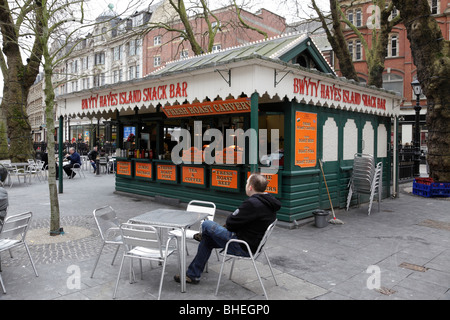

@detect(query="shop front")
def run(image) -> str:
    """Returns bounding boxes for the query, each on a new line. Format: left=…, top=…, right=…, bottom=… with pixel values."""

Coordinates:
left=57, top=33, right=401, bottom=226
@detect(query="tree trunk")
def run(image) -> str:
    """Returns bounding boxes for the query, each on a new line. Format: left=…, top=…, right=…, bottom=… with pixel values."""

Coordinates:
left=1, top=70, right=34, bottom=162
left=43, top=58, right=61, bottom=235
left=392, top=0, right=450, bottom=181
left=0, top=0, right=43, bottom=162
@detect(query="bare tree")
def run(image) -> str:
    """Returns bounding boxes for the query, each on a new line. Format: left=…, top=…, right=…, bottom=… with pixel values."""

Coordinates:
left=142, top=0, right=273, bottom=57
left=311, top=0, right=401, bottom=87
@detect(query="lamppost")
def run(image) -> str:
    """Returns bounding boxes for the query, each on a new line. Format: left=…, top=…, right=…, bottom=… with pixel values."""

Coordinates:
left=411, top=79, right=422, bottom=177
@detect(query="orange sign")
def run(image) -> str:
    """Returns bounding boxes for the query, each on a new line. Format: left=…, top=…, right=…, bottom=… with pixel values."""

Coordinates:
left=211, top=169, right=238, bottom=189
left=295, top=111, right=317, bottom=168
left=182, top=166, right=205, bottom=185
left=157, top=164, right=177, bottom=181
left=135, top=162, right=152, bottom=179
left=247, top=172, right=279, bottom=195
left=117, top=161, right=131, bottom=176
left=162, top=98, right=250, bottom=118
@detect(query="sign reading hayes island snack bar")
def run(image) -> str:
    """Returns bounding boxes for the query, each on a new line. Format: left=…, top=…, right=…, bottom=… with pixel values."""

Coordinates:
left=295, top=111, right=317, bottom=168
left=162, top=98, right=251, bottom=118
left=117, top=161, right=132, bottom=178
left=181, top=166, right=205, bottom=186
left=157, top=164, right=177, bottom=182
left=135, top=162, right=152, bottom=180
left=211, top=168, right=238, bottom=190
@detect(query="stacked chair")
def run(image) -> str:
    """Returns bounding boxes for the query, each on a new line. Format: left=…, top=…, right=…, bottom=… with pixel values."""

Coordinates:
left=346, top=153, right=383, bottom=215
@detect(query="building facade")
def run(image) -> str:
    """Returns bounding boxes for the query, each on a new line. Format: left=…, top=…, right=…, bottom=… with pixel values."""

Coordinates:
left=27, top=73, right=46, bottom=142
left=51, top=4, right=152, bottom=146
left=339, top=0, right=450, bottom=149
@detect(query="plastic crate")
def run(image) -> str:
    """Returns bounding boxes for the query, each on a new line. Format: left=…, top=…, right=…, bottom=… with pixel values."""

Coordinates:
left=430, top=182, right=450, bottom=197
left=414, top=178, right=434, bottom=185
left=413, top=182, right=433, bottom=197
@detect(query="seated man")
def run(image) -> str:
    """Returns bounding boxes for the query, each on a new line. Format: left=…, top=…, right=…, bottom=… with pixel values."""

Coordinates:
left=174, top=173, right=281, bottom=284
left=88, top=146, right=98, bottom=173
left=63, top=147, right=82, bottom=178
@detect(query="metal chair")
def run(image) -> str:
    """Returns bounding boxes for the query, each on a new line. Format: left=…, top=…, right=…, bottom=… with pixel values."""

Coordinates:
left=168, top=200, right=216, bottom=240
left=99, top=157, right=108, bottom=174
left=346, top=153, right=383, bottom=215
left=9, top=166, right=31, bottom=187
left=70, top=163, right=85, bottom=179
left=168, top=200, right=218, bottom=264
left=91, top=206, right=123, bottom=278
left=113, top=223, right=179, bottom=300
left=0, top=211, right=39, bottom=294
left=215, top=219, right=278, bottom=300
left=107, top=157, right=116, bottom=174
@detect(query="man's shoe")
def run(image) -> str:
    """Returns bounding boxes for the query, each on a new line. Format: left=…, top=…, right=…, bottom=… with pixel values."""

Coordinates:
left=174, top=274, right=199, bottom=284
left=71, top=172, right=76, bottom=178
left=193, top=233, right=202, bottom=242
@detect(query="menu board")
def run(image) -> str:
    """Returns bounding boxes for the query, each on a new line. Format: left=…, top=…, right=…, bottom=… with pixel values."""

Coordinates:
left=135, top=162, right=152, bottom=180
left=116, top=161, right=132, bottom=178
left=157, top=164, right=177, bottom=182
left=295, top=111, right=317, bottom=168
left=246, top=171, right=280, bottom=195
left=211, top=168, right=239, bottom=191
left=181, top=166, right=205, bottom=187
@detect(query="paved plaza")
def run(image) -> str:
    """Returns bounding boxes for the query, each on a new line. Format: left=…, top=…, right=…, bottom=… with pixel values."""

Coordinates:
left=0, top=168, right=449, bottom=301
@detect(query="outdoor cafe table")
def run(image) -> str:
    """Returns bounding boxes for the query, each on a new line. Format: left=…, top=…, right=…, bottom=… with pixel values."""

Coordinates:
left=128, top=208, right=209, bottom=293
left=10, top=162, right=30, bottom=168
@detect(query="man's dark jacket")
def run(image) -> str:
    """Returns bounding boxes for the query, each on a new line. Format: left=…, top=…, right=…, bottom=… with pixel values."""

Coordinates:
left=225, top=193, right=281, bottom=253
left=67, top=152, right=82, bottom=165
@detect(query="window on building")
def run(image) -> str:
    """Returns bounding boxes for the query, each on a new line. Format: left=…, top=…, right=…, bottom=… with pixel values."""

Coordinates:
left=348, top=41, right=353, bottom=59
left=129, top=39, right=141, bottom=56
left=154, top=35, right=162, bottom=46
left=71, top=80, right=78, bottom=92
left=101, top=27, right=107, bottom=41
left=430, top=0, right=438, bottom=14
left=382, top=73, right=403, bottom=96
left=81, top=56, right=89, bottom=70
left=211, top=21, right=221, bottom=30
left=386, top=34, right=399, bottom=57
left=132, top=14, right=143, bottom=27
left=136, top=65, right=140, bottom=78
left=347, top=9, right=353, bottom=25
left=153, top=56, right=161, bottom=67
left=113, top=70, right=119, bottom=83
left=94, top=52, right=105, bottom=65
left=113, top=45, right=123, bottom=61
left=129, top=66, right=135, bottom=80
left=93, top=73, right=105, bottom=87
left=355, top=8, right=362, bottom=27
left=355, top=40, right=362, bottom=60
left=348, top=39, right=363, bottom=61
left=82, top=77, right=90, bottom=90
left=180, top=50, right=189, bottom=59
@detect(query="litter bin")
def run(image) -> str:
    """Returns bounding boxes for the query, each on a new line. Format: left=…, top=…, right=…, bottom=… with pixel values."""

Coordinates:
left=312, top=209, right=330, bottom=228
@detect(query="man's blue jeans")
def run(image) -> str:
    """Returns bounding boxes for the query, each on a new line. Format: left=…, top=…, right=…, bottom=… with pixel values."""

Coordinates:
left=186, top=220, right=249, bottom=281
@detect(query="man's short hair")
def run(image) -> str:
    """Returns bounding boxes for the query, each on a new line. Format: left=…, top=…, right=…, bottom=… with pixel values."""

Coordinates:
left=69, top=147, right=75, bottom=152
left=248, top=173, right=268, bottom=193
